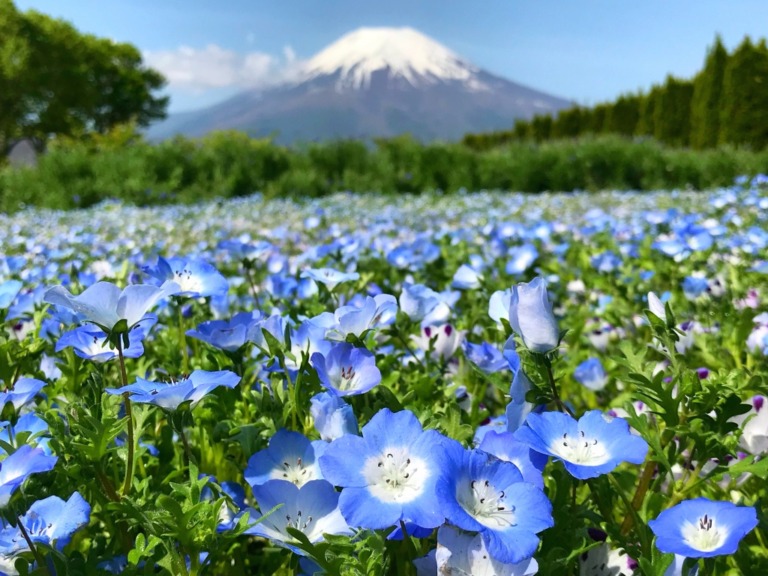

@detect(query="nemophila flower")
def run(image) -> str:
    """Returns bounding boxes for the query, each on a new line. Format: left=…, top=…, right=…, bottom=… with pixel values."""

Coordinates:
left=488, top=288, right=512, bottom=324
left=434, top=525, right=539, bottom=576
left=400, top=283, right=451, bottom=326
left=283, top=322, right=332, bottom=373
left=0, top=378, right=45, bottom=411
left=0, top=445, right=58, bottom=506
left=573, top=358, right=608, bottom=391
left=44, top=280, right=179, bottom=334
left=474, top=415, right=509, bottom=446
left=186, top=311, right=260, bottom=352
left=682, top=275, right=709, bottom=301
left=647, top=291, right=667, bottom=322
left=731, top=395, right=768, bottom=455
left=452, top=264, right=483, bottom=290
left=479, top=431, right=546, bottom=489
left=506, top=243, right=539, bottom=276
left=105, top=370, right=240, bottom=411
left=462, top=340, right=508, bottom=373
left=412, top=324, right=463, bottom=361
left=240, top=479, right=351, bottom=550
left=300, top=267, right=359, bottom=291
left=325, top=294, right=398, bottom=340
left=311, top=343, right=381, bottom=396
left=579, top=541, right=637, bottom=576
left=648, top=498, right=758, bottom=558
left=508, top=278, right=559, bottom=354
left=245, top=429, right=326, bottom=488
left=436, top=446, right=553, bottom=564
left=0, top=492, right=90, bottom=553
left=319, top=408, right=450, bottom=530
left=310, top=392, right=358, bottom=441
left=0, top=280, right=22, bottom=308
left=514, top=410, right=648, bottom=480
left=0, top=413, right=51, bottom=455
left=142, top=256, right=229, bottom=298
left=55, top=323, right=148, bottom=363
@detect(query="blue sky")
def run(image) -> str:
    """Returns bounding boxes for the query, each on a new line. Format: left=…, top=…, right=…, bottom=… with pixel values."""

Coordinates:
left=15, top=0, right=768, bottom=112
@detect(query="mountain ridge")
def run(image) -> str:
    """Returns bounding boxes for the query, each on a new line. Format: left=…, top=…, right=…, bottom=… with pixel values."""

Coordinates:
left=147, top=27, right=573, bottom=143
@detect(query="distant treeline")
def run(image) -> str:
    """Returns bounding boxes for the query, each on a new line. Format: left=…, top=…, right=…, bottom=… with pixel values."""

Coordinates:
left=464, top=36, right=768, bottom=151
left=3, top=130, right=768, bottom=212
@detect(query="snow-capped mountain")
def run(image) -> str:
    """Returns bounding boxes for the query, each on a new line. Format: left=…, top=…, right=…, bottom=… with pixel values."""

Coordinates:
left=148, top=27, right=573, bottom=143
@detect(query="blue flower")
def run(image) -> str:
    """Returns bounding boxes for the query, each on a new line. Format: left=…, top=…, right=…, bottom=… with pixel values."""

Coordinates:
left=0, top=445, right=58, bottom=506
left=399, top=283, right=452, bottom=326
left=573, top=358, right=608, bottom=391
left=648, top=498, right=758, bottom=558
left=0, top=492, right=90, bottom=553
left=105, top=370, right=240, bottom=411
left=245, top=429, right=326, bottom=488
left=310, top=392, right=358, bottom=442
left=436, top=447, right=553, bottom=564
left=186, top=311, right=260, bottom=352
left=0, top=413, right=52, bottom=455
left=478, top=431, right=547, bottom=490
left=462, top=341, right=508, bottom=373
left=44, top=280, right=179, bottom=334
left=239, top=479, right=351, bottom=550
left=0, top=378, right=45, bottom=411
left=0, top=280, right=22, bottom=309
left=142, top=256, right=229, bottom=298
left=506, top=244, right=538, bottom=275
left=514, top=410, right=648, bottom=480
left=452, top=264, right=483, bottom=290
left=319, top=408, right=451, bottom=530
left=434, top=525, right=539, bottom=576
left=300, top=267, right=359, bottom=291
left=325, top=295, right=398, bottom=340
left=508, top=278, right=560, bottom=354
left=55, top=323, right=149, bottom=362
left=311, top=343, right=381, bottom=396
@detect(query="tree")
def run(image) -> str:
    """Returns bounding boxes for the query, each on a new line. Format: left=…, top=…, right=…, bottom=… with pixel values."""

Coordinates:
left=690, top=35, right=728, bottom=149
left=604, top=93, right=641, bottom=136
left=0, top=1, right=167, bottom=158
left=719, top=37, right=768, bottom=148
left=653, top=76, right=694, bottom=146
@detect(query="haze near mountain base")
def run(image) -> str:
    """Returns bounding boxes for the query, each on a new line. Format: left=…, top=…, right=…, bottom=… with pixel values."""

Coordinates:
left=148, top=27, right=572, bottom=144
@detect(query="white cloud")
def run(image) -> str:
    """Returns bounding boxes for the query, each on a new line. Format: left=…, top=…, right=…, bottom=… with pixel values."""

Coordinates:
left=143, top=44, right=302, bottom=92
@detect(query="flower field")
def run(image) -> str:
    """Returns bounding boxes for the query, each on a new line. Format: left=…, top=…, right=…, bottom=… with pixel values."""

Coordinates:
left=1, top=181, right=767, bottom=575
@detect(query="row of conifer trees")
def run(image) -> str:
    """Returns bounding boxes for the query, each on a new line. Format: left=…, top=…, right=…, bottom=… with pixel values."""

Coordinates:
left=463, top=36, right=768, bottom=151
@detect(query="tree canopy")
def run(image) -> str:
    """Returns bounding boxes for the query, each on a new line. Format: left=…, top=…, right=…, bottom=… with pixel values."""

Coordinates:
left=0, top=0, right=167, bottom=158
left=463, top=35, right=768, bottom=152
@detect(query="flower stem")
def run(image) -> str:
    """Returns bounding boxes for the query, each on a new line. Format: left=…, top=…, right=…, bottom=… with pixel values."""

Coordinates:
left=543, top=355, right=573, bottom=416
left=17, top=515, right=52, bottom=576
left=117, top=342, right=135, bottom=497
left=178, top=303, right=189, bottom=374
left=243, top=263, right=262, bottom=312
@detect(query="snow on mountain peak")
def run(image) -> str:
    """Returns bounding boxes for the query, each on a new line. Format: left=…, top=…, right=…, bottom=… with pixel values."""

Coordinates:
left=301, top=26, right=479, bottom=89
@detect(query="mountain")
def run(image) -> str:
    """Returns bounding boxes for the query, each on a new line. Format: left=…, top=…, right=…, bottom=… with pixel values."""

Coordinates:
left=147, top=27, right=573, bottom=143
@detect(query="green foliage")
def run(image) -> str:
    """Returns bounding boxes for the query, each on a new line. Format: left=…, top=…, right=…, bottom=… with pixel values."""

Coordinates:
left=720, top=37, right=768, bottom=149
left=5, top=132, right=768, bottom=211
left=690, top=36, right=727, bottom=149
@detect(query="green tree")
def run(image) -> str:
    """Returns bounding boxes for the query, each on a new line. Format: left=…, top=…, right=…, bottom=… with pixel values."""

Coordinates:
left=604, top=93, right=641, bottom=136
left=719, top=37, right=768, bottom=148
left=653, top=76, right=694, bottom=146
left=551, top=107, right=584, bottom=138
left=0, top=1, right=167, bottom=158
left=690, top=35, right=728, bottom=149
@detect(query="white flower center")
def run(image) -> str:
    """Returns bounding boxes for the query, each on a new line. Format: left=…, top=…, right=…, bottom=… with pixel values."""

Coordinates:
left=85, top=335, right=112, bottom=356
left=681, top=514, right=726, bottom=552
left=457, top=478, right=517, bottom=529
left=336, top=366, right=358, bottom=391
left=549, top=430, right=611, bottom=466
left=174, top=268, right=203, bottom=294
left=362, top=448, right=427, bottom=503
left=273, top=456, right=314, bottom=486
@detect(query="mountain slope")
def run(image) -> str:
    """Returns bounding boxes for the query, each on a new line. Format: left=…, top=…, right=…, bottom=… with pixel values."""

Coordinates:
left=148, top=27, right=573, bottom=143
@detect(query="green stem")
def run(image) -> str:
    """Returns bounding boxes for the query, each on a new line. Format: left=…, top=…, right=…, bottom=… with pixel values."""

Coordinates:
left=177, top=414, right=193, bottom=481
left=243, top=263, right=263, bottom=312
left=17, top=514, right=52, bottom=576
left=543, top=356, right=573, bottom=416
left=178, top=303, right=189, bottom=374
left=117, top=343, right=135, bottom=496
